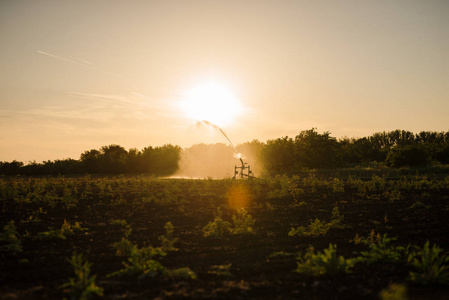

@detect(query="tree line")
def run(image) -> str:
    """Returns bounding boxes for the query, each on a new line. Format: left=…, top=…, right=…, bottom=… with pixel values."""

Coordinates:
left=1, top=129, right=448, bottom=176
left=0, top=144, right=181, bottom=176
left=258, top=129, right=449, bottom=175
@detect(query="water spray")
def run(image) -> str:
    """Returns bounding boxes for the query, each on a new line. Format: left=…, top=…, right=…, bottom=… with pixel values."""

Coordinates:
left=201, top=120, right=254, bottom=179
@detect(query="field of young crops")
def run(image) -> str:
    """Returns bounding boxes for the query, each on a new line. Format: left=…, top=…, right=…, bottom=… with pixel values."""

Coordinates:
left=1, top=174, right=449, bottom=299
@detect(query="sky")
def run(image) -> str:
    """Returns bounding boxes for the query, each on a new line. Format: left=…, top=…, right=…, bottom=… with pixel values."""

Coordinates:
left=1, top=0, right=448, bottom=162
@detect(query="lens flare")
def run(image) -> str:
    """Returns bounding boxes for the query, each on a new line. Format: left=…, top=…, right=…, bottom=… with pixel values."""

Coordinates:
left=227, top=183, right=253, bottom=209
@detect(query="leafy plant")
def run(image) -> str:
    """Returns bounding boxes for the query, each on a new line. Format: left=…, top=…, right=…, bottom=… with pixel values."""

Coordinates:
left=37, top=220, right=88, bottom=240
left=359, top=233, right=406, bottom=265
left=110, top=221, right=195, bottom=280
left=109, top=242, right=167, bottom=279
left=61, top=252, right=103, bottom=300
left=159, top=221, right=178, bottom=251
left=379, top=283, right=408, bottom=300
left=0, top=221, right=22, bottom=253
left=203, top=208, right=232, bottom=237
left=170, top=267, right=198, bottom=280
left=289, top=207, right=344, bottom=237
left=408, top=241, right=449, bottom=285
left=295, top=244, right=355, bottom=276
left=208, top=263, right=233, bottom=278
left=21, top=207, right=47, bottom=224
left=109, top=218, right=132, bottom=237
left=332, top=178, right=345, bottom=193
left=230, top=208, right=256, bottom=235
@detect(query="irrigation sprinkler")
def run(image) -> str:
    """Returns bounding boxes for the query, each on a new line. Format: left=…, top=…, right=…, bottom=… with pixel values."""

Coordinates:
left=233, top=157, right=255, bottom=180
left=201, top=120, right=256, bottom=179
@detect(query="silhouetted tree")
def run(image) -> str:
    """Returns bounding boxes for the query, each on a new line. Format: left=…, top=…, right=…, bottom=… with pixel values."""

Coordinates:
left=99, top=145, right=128, bottom=174
left=0, top=161, right=23, bottom=175
left=386, top=145, right=430, bottom=168
left=294, top=128, right=343, bottom=169
left=125, top=148, right=143, bottom=173
left=434, top=143, right=449, bottom=164
left=340, top=137, right=384, bottom=165
left=80, top=149, right=102, bottom=173
left=260, top=136, right=296, bottom=175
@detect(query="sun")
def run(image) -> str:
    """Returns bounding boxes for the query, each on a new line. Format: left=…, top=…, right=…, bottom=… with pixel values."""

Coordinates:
left=180, top=79, right=242, bottom=126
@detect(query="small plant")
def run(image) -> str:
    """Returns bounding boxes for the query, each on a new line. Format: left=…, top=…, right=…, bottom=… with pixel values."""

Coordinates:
left=359, top=233, right=406, bottom=265
left=269, top=251, right=294, bottom=258
left=332, top=178, right=345, bottom=193
left=203, top=208, right=232, bottom=237
left=61, top=252, right=103, bottom=300
left=351, top=230, right=381, bottom=245
left=37, top=220, right=88, bottom=240
left=407, top=241, right=449, bottom=285
left=109, top=243, right=167, bottom=279
left=230, top=208, right=256, bottom=235
left=21, top=207, right=46, bottom=224
left=0, top=221, right=22, bottom=253
left=170, top=267, right=198, bottom=280
left=109, top=219, right=132, bottom=237
left=110, top=221, right=195, bottom=280
left=208, top=263, right=233, bottom=278
left=289, top=207, right=344, bottom=237
left=379, top=283, right=408, bottom=300
left=295, top=244, right=355, bottom=276
left=159, top=221, right=178, bottom=251
left=388, top=189, right=403, bottom=202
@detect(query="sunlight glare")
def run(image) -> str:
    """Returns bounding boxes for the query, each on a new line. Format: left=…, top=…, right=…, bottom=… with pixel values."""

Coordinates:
left=181, top=79, right=242, bottom=126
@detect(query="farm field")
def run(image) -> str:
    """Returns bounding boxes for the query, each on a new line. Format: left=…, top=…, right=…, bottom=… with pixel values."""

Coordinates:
left=1, top=174, right=449, bottom=299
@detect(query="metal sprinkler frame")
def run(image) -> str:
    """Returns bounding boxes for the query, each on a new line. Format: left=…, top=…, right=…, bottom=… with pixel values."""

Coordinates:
left=234, top=157, right=254, bottom=179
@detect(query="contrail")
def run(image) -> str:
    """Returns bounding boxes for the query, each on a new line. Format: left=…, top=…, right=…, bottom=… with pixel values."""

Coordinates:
left=77, top=58, right=93, bottom=65
left=37, top=50, right=119, bottom=77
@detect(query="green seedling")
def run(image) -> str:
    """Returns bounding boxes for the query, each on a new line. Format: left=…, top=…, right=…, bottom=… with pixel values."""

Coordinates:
left=61, top=252, right=103, bottom=300
left=208, top=263, right=233, bottom=278
left=0, top=221, right=22, bottom=253
left=295, top=244, right=355, bottom=276
left=230, top=208, right=256, bottom=235
left=289, top=207, right=344, bottom=237
left=359, top=233, right=406, bottom=265
left=379, top=283, right=408, bottom=300
left=203, top=208, right=232, bottom=237
left=408, top=241, right=449, bottom=285
left=159, top=221, right=178, bottom=251
left=37, top=220, right=88, bottom=240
